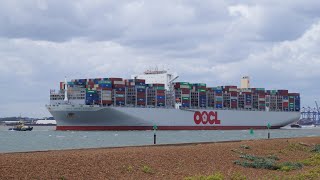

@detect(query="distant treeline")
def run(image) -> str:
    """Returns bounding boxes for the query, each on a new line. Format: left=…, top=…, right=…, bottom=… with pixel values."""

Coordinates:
left=0, top=117, right=54, bottom=121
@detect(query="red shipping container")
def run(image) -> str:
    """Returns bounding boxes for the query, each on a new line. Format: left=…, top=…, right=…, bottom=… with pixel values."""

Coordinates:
left=116, top=91, right=125, bottom=95
left=283, top=102, right=289, bottom=107
left=60, top=82, right=64, bottom=90
left=113, top=84, right=126, bottom=88
left=109, top=78, right=123, bottom=81
left=137, top=94, right=145, bottom=98
left=259, top=94, right=265, bottom=98
left=181, top=89, right=190, bottom=94
left=102, top=100, right=112, bottom=104
left=230, top=92, right=238, bottom=97
left=156, top=90, right=165, bottom=93
left=116, top=97, right=125, bottom=101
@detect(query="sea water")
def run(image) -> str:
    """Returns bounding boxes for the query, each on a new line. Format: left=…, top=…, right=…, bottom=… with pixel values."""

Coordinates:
left=0, top=126, right=319, bottom=153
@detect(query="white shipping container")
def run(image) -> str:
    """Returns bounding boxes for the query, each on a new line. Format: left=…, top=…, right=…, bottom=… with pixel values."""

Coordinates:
left=180, top=85, right=190, bottom=89
left=241, top=89, right=252, bottom=93
left=94, top=84, right=99, bottom=88
left=102, top=97, right=112, bottom=100
left=229, top=88, right=237, bottom=92
left=113, top=81, right=125, bottom=85
left=130, top=82, right=135, bottom=86
left=181, top=94, right=190, bottom=98
left=102, top=91, right=112, bottom=94
left=258, top=98, right=265, bottom=101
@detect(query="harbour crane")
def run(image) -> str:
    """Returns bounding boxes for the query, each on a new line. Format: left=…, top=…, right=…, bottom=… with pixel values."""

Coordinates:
left=315, top=101, right=320, bottom=125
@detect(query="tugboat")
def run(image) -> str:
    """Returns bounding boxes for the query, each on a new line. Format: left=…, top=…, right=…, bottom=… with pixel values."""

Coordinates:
left=8, top=121, right=33, bottom=131
left=290, top=123, right=302, bottom=128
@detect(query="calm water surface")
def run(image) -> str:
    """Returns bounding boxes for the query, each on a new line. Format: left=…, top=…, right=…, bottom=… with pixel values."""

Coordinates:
left=0, top=126, right=319, bottom=153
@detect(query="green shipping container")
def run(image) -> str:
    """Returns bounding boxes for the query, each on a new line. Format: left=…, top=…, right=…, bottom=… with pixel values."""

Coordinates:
left=180, top=82, right=189, bottom=85
left=156, top=87, right=165, bottom=90
left=99, top=80, right=111, bottom=84
left=86, top=90, right=97, bottom=93
left=182, top=97, right=190, bottom=100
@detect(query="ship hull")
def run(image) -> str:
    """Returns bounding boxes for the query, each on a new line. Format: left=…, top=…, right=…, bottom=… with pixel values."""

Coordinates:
left=47, top=105, right=300, bottom=131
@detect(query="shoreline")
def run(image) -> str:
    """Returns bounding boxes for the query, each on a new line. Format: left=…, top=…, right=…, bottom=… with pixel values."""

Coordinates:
left=1, top=136, right=319, bottom=179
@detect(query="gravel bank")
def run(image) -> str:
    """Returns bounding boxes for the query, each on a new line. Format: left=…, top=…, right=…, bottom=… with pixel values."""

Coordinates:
left=0, top=137, right=319, bottom=179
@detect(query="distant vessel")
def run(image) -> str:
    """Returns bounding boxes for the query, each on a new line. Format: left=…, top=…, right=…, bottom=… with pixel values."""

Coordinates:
left=47, top=70, right=300, bottom=131
left=8, top=121, right=33, bottom=131
left=25, top=119, right=56, bottom=126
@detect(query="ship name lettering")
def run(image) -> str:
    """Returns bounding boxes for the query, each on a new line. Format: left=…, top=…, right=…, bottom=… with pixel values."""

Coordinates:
left=194, top=111, right=221, bottom=125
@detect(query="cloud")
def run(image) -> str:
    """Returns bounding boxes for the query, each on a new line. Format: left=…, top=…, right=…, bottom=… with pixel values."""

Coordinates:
left=0, top=1, right=320, bottom=117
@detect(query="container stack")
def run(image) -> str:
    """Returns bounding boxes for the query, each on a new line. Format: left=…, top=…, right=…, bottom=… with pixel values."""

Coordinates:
left=110, top=78, right=125, bottom=106
left=206, top=87, right=215, bottom=108
left=193, top=83, right=207, bottom=108
left=224, top=86, right=237, bottom=109
left=256, top=88, right=266, bottom=110
left=135, top=79, right=146, bottom=106
left=85, top=90, right=98, bottom=105
left=174, top=82, right=191, bottom=108
left=288, top=93, right=300, bottom=111
left=278, top=90, right=288, bottom=111
left=52, top=76, right=301, bottom=112
left=154, top=84, right=166, bottom=107
left=98, top=79, right=112, bottom=105
left=214, top=87, right=223, bottom=108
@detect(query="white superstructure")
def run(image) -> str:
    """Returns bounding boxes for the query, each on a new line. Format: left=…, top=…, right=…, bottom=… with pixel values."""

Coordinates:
left=241, top=76, right=250, bottom=89
left=131, top=70, right=178, bottom=90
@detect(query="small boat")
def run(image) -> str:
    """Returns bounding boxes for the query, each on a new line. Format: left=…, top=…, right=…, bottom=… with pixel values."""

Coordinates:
left=290, top=123, right=302, bottom=128
left=8, top=121, right=33, bottom=131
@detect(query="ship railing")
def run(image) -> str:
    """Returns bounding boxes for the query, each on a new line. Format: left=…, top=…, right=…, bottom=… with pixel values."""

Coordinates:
left=46, top=104, right=298, bottom=112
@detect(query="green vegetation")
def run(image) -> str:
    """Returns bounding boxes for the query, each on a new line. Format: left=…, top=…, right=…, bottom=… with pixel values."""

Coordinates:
left=122, top=165, right=134, bottom=172
left=240, top=145, right=250, bottom=150
left=59, top=176, right=66, bottom=180
left=277, top=162, right=303, bottom=172
left=184, top=172, right=224, bottom=180
left=290, top=167, right=320, bottom=180
left=234, top=153, right=301, bottom=171
left=311, top=144, right=320, bottom=153
left=230, top=172, right=247, bottom=180
left=301, top=153, right=320, bottom=166
left=287, top=142, right=309, bottom=152
left=142, top=165, right=153, bottom=174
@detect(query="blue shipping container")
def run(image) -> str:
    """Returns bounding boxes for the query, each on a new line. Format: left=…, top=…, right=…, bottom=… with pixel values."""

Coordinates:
left=100, top=84, right=112, bottom=88
left=137, top=88, right=145, bottom=92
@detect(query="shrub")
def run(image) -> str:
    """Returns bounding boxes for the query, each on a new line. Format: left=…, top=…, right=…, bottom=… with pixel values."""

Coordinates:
left=240, top=145, right=250, bottom=149
left=311, top=144, right=320, bottom=153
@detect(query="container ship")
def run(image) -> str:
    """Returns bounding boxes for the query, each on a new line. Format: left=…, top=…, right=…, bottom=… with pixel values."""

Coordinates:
left=46, top=70, right=300, bottom=131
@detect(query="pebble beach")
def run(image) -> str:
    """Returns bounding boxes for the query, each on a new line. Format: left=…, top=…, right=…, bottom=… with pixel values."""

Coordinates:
left=0, top=137, right=320, bottom=180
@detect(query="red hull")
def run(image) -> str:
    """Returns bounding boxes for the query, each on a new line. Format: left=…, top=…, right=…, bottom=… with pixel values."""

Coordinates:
left=56, top=126, right=281, bottom=131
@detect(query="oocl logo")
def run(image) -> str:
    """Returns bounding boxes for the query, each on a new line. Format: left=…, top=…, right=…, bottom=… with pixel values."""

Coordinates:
left=194, top=111, right=221, bottom=125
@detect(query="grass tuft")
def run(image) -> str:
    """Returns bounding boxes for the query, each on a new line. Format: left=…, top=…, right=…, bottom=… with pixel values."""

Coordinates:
left=240, top=145, right=250, bottom=150
left=230, top=172, right=247, bottom=180
left=142, top=165, right=153, bottom=174
left=184, top=172, right=224, bottom=180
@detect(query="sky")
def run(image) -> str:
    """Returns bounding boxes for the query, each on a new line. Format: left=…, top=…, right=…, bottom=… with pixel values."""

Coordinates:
left=1, top=0, right=320, bottom=118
